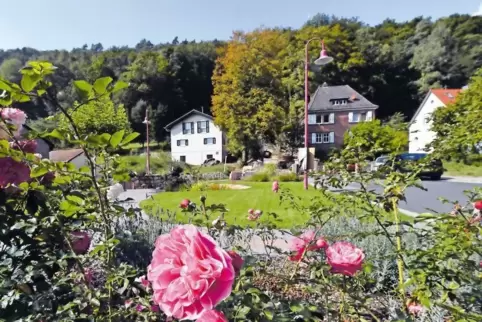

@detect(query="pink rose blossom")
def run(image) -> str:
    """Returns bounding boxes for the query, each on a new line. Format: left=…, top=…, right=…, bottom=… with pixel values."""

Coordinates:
left=227, top=250, right=244, bottom=274
left=197, top=309, right=228, bottom=322
left=70, top=231, right=91, bottom=254
left=326, top=241, right=365, bottom=276
left=407, top=302, right=424, bottom=315
left=272, top=180, right=279, bottom=193
left=474, top=200, right=482, bottom=211
left=147, top=225, right=235, bottom=320
left=125, top=299, right=133, bottom=308
left=9, top=139, right=37, bottom=153
left=0, top=157, right=30, bottom=188
left=247, top=209, right=262, bottom=221
left=136, top=304, right=146, bottom=312
left=248, top=208, right=254, bottom=215
left=180, top=199, right=190, bottom=209
left=135, top=275, right=150, bottom=291
left=1, top=108, right=27, bottom=126
left=288, top=230, right=328, bottom=262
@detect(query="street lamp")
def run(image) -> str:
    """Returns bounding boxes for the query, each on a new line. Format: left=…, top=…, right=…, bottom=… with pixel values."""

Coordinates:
left=304, top=39, right=333, bottom=190
left=143, top=107, right=151, bottom=175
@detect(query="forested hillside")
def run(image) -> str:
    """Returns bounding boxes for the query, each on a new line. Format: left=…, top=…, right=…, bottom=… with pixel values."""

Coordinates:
left=0, top=13, right=480, bottom=146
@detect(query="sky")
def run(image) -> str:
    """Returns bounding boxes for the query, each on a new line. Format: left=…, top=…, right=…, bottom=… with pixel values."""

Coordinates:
left=2, top=0, right=481, bottom=50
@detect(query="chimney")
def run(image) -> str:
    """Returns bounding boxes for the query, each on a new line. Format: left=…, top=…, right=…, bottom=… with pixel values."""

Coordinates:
left=350, top=93, right=357, bottom=101
left=201, top=106, right=204, bottom=113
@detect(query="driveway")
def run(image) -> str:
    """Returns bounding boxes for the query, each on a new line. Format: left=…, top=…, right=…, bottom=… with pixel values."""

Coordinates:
left=310, top=177, right=482, bottom=215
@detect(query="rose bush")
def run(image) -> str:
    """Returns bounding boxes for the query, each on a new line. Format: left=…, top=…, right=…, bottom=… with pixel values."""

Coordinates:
left=0, top=61, right=481, bottom=322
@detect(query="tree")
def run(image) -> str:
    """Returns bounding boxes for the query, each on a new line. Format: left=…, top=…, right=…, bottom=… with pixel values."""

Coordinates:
left=211, top=29, right=291, bottom=159
left=344, top=120, right=408, bottom=157
left=58, top=99, right=131, bottom=136
left=0, top=58, right=23, bottom=82
left=431, top=67, right=482, bottom=160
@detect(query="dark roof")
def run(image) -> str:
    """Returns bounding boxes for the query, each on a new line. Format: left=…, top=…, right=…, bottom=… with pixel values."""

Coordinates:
left=409, top=88, right=462, bottom=125
left=21, top=124, right=55, bottom=150
left=308, top=85, right=378, bottom=111
left=164, top=109, right=213, bottom=130
left=49, top=149, right=84, bottom=162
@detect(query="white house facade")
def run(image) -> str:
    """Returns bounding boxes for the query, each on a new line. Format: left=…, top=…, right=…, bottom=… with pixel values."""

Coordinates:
left=165, top=110, right=226, bottom=165
left=408, top=89, right=461, bottom=153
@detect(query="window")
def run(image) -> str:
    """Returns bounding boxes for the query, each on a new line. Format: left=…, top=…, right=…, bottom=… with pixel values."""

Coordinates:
left=182, top=122, right=194, bottom=134
left=204, top=137, right=216, bottom=145
left=349, top=111, right=372, bottom=123
left=332, top=99, right=348, bottom=106
left=180, top=156, right=186, bottom=162
left=206, top=154, right=213, bottom=159
left=177, top=139, right=189, bottom=146
left=312, top=132, right=334, bottom=144
left=197, top=121, right=210, bottom=133
left=312, top=113, right=334, bottom=124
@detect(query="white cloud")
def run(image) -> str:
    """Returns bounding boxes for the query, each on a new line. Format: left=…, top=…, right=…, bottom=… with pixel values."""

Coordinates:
left=473, top=3, right=482, bottom=16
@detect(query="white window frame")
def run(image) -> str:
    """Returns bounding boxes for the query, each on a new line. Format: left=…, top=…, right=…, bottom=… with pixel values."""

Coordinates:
left=197, top=121, right=210, bottom=133
left=177, top=139, right=189, bottom=147
left=312, top=132, right=335, bottom=144
left=182, top=122, right=194, bottom=134
left=349, top=111, right=373, bottom=123
left=204, top=137, right=216, bottom=145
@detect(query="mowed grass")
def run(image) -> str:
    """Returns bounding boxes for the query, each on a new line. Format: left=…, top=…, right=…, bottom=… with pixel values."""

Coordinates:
left=444, top=161, right=482, bottom=177
left=140, top=182, right=412, bottom=229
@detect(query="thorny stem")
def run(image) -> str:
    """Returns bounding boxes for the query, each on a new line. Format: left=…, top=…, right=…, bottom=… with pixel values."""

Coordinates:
left=42, top=93, right=114, bottom=320
left=392, top=198, right=405, bottom=301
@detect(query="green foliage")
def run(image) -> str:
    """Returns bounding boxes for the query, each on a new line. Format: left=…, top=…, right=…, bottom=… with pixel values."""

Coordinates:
left=245, top=172, right=271, bottom=182
left=431, top=67, right=482, bottom=160
left=117, top=153, right=171, bottom=175
left=344, top=119, right=408, bottom=157
left=58, top=98, right=131, bottom=136
left=274, top=172, right=301, bottom=182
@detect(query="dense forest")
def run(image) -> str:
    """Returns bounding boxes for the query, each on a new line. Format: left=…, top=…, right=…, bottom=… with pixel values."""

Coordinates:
left=0, top=13, right=480, bottom=150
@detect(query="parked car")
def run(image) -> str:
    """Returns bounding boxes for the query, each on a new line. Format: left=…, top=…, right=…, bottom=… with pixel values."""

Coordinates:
left=371, top=155, right=389, bottom=172
left=387, top=153, right=444, bottom=180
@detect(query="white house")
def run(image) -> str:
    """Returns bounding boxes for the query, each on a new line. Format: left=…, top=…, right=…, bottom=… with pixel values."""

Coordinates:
left=408, top=88, right=461, bottom=153
left=164, top=109, right=227, bottom=165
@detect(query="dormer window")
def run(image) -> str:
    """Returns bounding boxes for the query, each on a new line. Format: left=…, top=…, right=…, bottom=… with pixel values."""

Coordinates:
left=332, top=99, right=348, bottom=106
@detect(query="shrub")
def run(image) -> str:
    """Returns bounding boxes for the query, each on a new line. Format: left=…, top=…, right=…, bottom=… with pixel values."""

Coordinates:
left=245, top=171, right=270, bottom=182
left=274, top=172, right=301, bottom=182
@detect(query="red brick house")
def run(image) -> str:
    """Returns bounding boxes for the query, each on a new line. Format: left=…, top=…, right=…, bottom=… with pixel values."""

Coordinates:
left=308, top=84, right=378, bottom=153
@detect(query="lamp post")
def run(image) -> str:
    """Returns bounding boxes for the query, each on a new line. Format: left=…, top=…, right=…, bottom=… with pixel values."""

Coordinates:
left=143, top=107, right=151, bottom=175
left=304, top=39, right=334, bottom=190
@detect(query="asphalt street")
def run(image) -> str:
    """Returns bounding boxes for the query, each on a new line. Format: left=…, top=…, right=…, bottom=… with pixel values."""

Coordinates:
left=311, top=178, right=482, bottom=214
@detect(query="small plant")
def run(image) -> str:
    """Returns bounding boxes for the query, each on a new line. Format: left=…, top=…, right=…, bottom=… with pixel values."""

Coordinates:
left=245, top=171, right=270, bottom=182
left=274, top=172, right=301, bottom=182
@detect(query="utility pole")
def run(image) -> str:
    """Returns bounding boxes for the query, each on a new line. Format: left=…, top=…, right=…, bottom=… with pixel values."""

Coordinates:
left=143, top=107, right=151, bottom=175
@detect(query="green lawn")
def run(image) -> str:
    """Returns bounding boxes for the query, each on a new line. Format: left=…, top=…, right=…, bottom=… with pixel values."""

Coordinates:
left=444, top=161, right=482, bottom=177
left=140, top=182, right=412, bottom=229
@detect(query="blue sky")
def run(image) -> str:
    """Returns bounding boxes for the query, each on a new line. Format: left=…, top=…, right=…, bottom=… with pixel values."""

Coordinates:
left=2, top=0, right=481, bottom=50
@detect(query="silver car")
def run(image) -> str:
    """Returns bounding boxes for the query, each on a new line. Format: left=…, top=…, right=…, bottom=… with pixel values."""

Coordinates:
left=371, top=156, right=389, bottom=172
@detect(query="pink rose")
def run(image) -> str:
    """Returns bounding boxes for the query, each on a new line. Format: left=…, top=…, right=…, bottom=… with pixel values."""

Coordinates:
left=197, top=309, right=228, bottom=322
left=9, top=139, right=37, bottom=153
left=227, top=250, right=244, bottom=274
left=147, top=225, right=235, bottom=320
left=0, top=157, right=30, bottom=188
left=1, top=107, right=27, bottom=126
left=136, top=304, right=146, bottom=312
left=272, top=180, right=279, bottom=193
left=254, top=210, right=262, bottom=217
left=326, top=241, right=365, bottom=276
left=248, top=208, right=254, bottom=215
left=180, top=199, right=190, bottom=209
left=70, top=231, right=91, bottom=254
left=407, top=302, right=424, bottom=315
left=288, top=231, right=328, bottom=262
left=125, top=299, right=133, bottom=308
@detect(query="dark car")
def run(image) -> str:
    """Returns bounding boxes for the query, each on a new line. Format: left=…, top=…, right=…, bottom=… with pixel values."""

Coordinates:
left=387, top=153, right=444, bottom=180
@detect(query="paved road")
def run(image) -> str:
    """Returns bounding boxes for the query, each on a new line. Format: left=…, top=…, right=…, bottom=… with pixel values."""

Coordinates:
left=310, top=178, right=482, bottom=215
